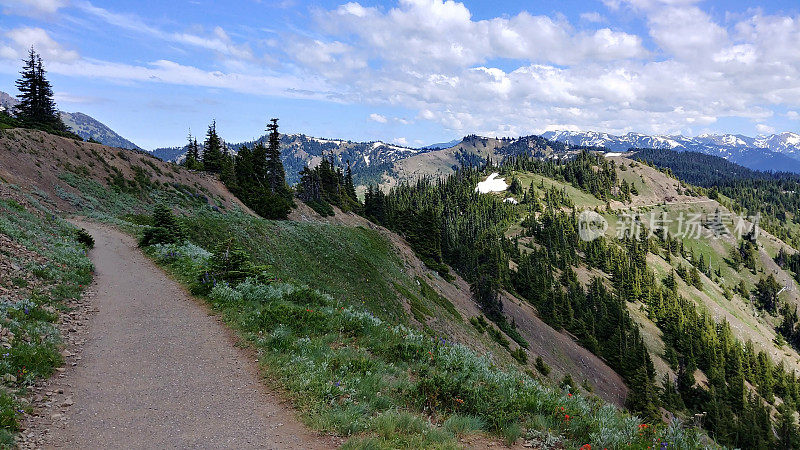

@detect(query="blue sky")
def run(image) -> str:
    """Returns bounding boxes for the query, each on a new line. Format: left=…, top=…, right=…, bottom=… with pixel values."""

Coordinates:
left=1, top=0, right=799, bottom=149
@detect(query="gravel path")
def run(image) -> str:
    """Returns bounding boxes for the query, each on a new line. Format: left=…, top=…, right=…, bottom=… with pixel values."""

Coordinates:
left=25, top=221, right=334, bottom=449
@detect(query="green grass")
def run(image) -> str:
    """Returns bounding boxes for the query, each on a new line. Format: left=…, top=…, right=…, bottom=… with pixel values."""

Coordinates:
left=0, top=195, right=93, bottom=440
left=36, top=169, right=712, bottom=448
left=145, top=236, right=710, bottom=449
left=513, top=172, right=605, bottom=209
left=178, top=209, right=426, bottom=323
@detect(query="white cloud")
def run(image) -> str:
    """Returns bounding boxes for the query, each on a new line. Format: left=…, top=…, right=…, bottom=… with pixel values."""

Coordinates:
left=315, top=0, right=645, bottom=70
left=3, top=0, right=799, bottom=138
left=369, top=113, right=388, bottom=123
left=580, top=12, right=605, bottom=23
left=1, top=27, right=79, bottom=62
left=75, top=1, right=253, bottom=60
left=276, top=0, right=800, bottom=136
left=756, top=123, right=775, bottom=134
left=392, top=137, right=408, bottom=146
left=0, top=0, right=66, bottom=16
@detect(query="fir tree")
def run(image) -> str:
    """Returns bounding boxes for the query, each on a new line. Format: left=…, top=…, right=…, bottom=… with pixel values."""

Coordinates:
left=202, top=120, right=224, bottom=173
left=184, top=132, right=203, bottom=170
left=265, top=118, right=287, bottom=193
left=14, top=48, right=65, bottom=131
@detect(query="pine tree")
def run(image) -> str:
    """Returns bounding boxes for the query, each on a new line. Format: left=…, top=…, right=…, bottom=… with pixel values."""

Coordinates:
left=202, top=120, right=224, bottom=173
left=184, top=132, right=203, bottom=170
left=777, top=402, right=799, bottom=450
left=14, top=48, right=65, bottom=130
left=345, top=160, right=358, bottom=201
left=265, top=118, right=287, bottom=194
left=14, top=48, right=37, bottom=123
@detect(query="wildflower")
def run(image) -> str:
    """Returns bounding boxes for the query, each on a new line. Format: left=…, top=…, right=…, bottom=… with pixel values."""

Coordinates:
left=580, top=445, right=591, bottom=450
left=568, top=393, right=572, bottom=397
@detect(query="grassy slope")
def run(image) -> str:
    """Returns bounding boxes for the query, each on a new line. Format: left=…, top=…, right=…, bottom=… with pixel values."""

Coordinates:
left=0, top=184, right=93, bottom=445
left=0, top=131, right=713, bottom=448
left=504, top=158, right=800, bottom=391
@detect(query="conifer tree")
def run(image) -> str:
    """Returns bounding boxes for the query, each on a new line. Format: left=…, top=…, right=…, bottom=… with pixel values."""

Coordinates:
left=265, top=118, right=287, bottom=193
left=345, top=160, right=358, bottom=201
left=184, top=132, right=203, bottom=170
left=202, top=120, right=224, bottom=173
left=14, top=48, right=65, bottom=130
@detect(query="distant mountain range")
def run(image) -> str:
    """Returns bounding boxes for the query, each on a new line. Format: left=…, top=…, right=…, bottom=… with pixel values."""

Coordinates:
left=153, top=133, right=423, bottom=185
left=0, top=90, right=140, bottom=150
left=152, top=129, right=800, bottom=188
left=542, top=130, right=800, bottom=173
left=419, top=139, right=461, bottom=150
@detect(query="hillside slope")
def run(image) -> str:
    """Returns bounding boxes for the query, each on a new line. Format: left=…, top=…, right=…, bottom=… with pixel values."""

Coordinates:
left=0, top=128, right=243, bottom=214
left=506, top=155, right=800, bottom=391
left=289, top=201, right=629, bottom=405
left=1, top=131, right=714, bottom=447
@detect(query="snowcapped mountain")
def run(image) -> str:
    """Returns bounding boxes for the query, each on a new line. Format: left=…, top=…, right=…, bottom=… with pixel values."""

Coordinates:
left=542, top=130, right=800, bottom=173
left=754, top=132, right=800, bottom=156
left=0, top=91, right=19, bottom=112
left=151, top=133, right=421, bottom=185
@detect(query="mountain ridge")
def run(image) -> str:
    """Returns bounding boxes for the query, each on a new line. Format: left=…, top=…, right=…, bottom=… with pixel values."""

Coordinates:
left=0, top=90, right=140, bottom=150
left=543, top=130, right=800, bottom=172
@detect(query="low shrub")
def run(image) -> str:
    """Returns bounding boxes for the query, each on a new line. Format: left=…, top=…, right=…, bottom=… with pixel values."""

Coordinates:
left=535, top=356, right=551, bottom=376
left=138, top=204, right=184, bottom=247
left=75, top=228, right=95, bottom=248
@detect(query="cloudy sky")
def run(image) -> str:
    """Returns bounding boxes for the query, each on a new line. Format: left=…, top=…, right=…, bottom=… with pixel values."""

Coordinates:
left=1, top=0, right=799, bottom=149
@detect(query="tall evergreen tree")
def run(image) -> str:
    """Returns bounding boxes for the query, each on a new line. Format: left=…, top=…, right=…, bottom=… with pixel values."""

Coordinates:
left=265, top=118, right=287, bottom=193
left=226, top=118, right=293, bottom=220
left=184, top=132, right=203, bottom=170
left=202, top=120, right=224, bottom=173
left=14, top=48, right=65, bottom=130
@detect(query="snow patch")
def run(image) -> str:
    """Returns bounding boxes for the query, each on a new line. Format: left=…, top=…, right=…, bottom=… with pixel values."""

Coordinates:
left=475, top=173, right=508, bottom=194
left=604, top=152, right=623, bottom=157
left=503, top=197, right=518, bottom=204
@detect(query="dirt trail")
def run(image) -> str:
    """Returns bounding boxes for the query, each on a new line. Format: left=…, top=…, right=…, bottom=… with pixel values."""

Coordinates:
left=26, top=221, right=333, bottom=449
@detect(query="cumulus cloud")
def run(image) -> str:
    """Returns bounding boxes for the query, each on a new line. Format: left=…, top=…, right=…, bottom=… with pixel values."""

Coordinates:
left=4, top=0, right=799, bottom=138
left=756, top=123, right=775, bottom=134
left=369, top=113, right=388, bottom=123
left=314, top=0, right=645, bottom=69
left=0, top=0, right=66, bottom=16
left=1, top=27, right=79, bottom=62
left=277, top=0, right=800, bottom=136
